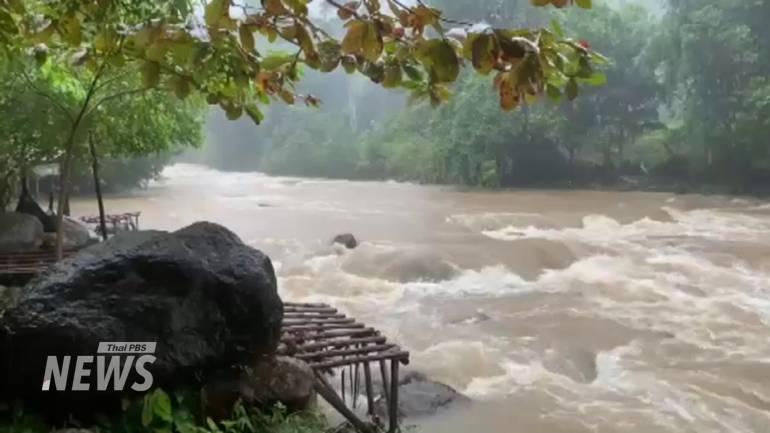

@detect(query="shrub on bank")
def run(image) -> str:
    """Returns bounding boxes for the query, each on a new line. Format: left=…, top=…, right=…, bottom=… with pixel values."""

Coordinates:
left=0, top=389, right=326, bottom=433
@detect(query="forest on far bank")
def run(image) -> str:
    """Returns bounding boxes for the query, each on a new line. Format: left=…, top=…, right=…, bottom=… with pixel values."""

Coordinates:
left=192, top=0, right=770, bottom=194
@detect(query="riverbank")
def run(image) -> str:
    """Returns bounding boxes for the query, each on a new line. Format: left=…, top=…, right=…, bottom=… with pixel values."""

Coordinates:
left=0, top=389, right=327, bottom=433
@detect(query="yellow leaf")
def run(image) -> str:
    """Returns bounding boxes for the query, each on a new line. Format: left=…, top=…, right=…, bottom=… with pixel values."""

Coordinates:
left=263, top=0, right=287, bottom=15
left=294, top=23, right=315, bottom=57
left=146, top=41, right=168, bottom=62
left=204, top=0, right=228, bottom=28
left=362, top=21, right=383, bottom=62
left=382, top=64, right=402, bottom=88
left=279, top=89, right=295, bottom=104
left=341, top=20, right=365, bottom=55
left=94, top=29, right=116, bottom=53
left=62, top=17, right=82, bottom=46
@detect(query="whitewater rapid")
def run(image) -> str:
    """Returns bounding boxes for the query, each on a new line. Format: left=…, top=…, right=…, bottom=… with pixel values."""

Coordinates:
left=72, top=164, right=770, bottom=433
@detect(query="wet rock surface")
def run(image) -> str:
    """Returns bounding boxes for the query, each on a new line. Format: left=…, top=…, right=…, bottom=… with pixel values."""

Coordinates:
left=0, top=212, right=44, bottom=253
left=375, top=371, right=470, bottom=419
left=203, top=356, right=316, bottom=419
left=333, top=233, right=358, bottom=249
left=0, top=222, right=283, bottom=413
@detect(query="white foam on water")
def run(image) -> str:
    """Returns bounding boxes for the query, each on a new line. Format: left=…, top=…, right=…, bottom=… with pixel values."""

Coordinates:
left=405, top=265, right=533, bottom=298
left=463, top=360, right=552, bottom=399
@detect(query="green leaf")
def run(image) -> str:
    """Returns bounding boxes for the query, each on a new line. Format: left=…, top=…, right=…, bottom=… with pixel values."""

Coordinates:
left=362, top=22, right=383, bottom=62
left=566, top=77, right=579, bottom=100
left=318, top=40, right=342, bottom=72
left=222, top=102, right=243, bottom=120
left=261, top=53, right=294, bottom=70
left=383, top=64, right=402, bottom=88
left=469, top=33, right=498, bottom=75
left=546, top=83, right=562, bottom=101
left=581, top=71, right=606, bottom=86
left=245, top=104, right=263, bottom=124
left=341, top=55, right=356, bottom=73
left=204, top=0, right=228, bottom=28
left=574, top=0, right=592, bottom=9
left=151, top=389, right=173, bottom=423
left=94, top=29, right=117, bottom=53
left=171, top=41, right=195, bottom=65
left=239, top=26, right=255, bottom=53
left=141, top=61, right=160, bottom=88
left=62, top=17, right=82, bottom=46
left=424, top=39, right=459, bottom=83
left=285, top=0, right=309, bottom=15
left=341, top=20, right=365, bottom=55
left=172, top=76, right=191, bottom=99
left=146, top=41, right=168, bottom=62
left=550, top=19, right=564, bottom=38
left=206, top=417, right=221, bottom=433
left=141, top=394, right=154, bottom=427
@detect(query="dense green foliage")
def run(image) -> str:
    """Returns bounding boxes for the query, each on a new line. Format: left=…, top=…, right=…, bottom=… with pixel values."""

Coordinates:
left=0, top=0, right=601, bottom=255
left=201, top=0, right=769, bottom=193
left=0, top=389, right=326, bottom=433
left=0, top=58, right=205, bottom=207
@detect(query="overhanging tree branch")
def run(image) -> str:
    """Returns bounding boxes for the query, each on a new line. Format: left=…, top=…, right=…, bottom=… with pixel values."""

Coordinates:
left=19, top=69, right=75, bottom=123
left=86, top=88, right=147, bottom=117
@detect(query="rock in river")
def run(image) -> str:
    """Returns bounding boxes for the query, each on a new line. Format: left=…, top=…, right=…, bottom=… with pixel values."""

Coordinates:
left=0, top=222, right=283, bottom=414
left=0, top=212, right=44, bottom=253
left=375, top=371, right=470, bottom=419
left=332, top=233, right=358, bottom=249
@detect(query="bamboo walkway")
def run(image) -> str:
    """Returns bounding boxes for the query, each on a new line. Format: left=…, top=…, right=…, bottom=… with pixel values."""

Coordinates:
left=280, top=302, right=409, bottom=433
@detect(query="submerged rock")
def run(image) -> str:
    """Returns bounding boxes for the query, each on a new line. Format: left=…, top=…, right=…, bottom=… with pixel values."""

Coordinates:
left=375, top=371, right=470, bottom=419
left=543, top=347, right=598, bottom=384
left=0, top=222, right=283, bottom=413
left=203, top=356, right=316, bottom=419
left=0, top=212, right=44, bottom=253
left=333, top=233, right=358, bottom=249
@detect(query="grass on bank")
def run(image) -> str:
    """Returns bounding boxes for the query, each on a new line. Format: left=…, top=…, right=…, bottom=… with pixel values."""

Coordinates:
left=0, top=389, right=326, bottom=433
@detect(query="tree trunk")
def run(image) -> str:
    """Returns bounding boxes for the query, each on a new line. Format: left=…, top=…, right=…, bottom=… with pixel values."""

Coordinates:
left=54, top=64, right=105, bottom=259
left=55, top=131, right=77, bottom=258
left=88, top=131, right=108, bottom=241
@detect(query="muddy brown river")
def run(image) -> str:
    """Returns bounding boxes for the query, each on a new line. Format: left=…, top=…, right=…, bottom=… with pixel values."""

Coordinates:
left=72, top=164, right=770, bottom=433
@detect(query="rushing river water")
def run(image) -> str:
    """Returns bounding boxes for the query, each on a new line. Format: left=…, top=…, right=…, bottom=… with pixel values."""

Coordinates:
left=72, top=163, right=770, bottom=433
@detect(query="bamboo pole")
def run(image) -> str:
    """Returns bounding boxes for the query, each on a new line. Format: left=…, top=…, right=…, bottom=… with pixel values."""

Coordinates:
left=313, top=371, right=372, bottom=433
left=388, top=360, right=400, bottom=433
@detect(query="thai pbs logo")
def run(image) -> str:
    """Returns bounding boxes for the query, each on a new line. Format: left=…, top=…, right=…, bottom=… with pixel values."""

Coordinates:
left=42, top=342, right=157, bottom=391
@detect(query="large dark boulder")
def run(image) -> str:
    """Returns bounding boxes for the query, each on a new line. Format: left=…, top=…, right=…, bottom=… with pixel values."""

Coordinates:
left=332, top=233, right=358, bottom=249
left=0, top=212, right=44, bottom=252
left=0, top=222, right=283, bottom=414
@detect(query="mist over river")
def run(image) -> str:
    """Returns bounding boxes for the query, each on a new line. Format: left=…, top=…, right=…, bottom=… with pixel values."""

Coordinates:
left=72, top=164, right=770, bottom=433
